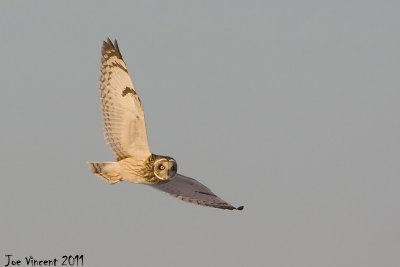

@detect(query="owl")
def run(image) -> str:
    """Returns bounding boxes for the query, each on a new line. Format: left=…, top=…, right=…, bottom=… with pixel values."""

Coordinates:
left=88, top=38, right=243, bottom=210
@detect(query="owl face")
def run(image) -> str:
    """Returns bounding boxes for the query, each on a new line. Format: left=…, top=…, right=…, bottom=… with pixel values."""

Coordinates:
left=153, top=157, right=177, bottom=180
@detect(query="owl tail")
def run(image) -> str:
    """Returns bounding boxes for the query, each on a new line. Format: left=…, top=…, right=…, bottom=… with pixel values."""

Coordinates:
left=88, top=161, right=122, bottom=184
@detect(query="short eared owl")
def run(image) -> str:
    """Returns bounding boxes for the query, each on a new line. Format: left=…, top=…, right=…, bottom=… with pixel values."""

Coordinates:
left=88, top=38, right=243, bottom=210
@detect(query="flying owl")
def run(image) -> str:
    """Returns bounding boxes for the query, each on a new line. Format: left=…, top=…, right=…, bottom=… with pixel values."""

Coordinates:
left=88, top=38, right=243, bottom=211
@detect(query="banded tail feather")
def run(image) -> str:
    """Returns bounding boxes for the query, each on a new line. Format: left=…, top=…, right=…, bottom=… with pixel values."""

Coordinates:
left=88, top=161, right=121, bottom=184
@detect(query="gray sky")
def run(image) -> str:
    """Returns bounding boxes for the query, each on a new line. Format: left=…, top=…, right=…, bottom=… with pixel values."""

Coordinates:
left=1, top=1, right=399, bottom=266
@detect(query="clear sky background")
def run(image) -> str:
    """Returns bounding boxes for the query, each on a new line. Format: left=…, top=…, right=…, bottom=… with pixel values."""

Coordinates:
left=1, top=1, right=399, bottom=266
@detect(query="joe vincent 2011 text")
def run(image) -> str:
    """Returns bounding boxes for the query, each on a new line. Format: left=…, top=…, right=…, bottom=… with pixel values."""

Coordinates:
left=4, top=255, right=84, bottom=266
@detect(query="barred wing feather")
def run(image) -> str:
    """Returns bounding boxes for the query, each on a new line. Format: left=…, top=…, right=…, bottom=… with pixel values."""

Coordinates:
left=99, top=38, right=150, bottom=160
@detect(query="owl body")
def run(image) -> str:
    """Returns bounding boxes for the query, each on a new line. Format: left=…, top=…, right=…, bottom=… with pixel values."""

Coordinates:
left=90, top=154, right=177, bottom=185
left=88, top=38, right=243, bottom=210
left=118, top=156, right=152, bottom=184
left=120, top=154, right=177, bottom=184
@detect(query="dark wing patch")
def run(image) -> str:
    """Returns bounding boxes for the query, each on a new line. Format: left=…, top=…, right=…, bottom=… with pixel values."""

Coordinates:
left=122, top=87, right=136, bottom=97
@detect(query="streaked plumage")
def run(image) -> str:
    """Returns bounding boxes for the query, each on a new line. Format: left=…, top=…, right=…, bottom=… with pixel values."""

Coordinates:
left=88, top=38, right=243, bottom=210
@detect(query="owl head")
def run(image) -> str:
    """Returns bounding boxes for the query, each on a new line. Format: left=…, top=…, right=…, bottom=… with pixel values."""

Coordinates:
left=153, top=156, right=177, bottom=180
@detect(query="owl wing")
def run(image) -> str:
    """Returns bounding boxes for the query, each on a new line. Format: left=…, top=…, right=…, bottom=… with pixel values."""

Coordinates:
left=99, top=38, right=150, bottom=160
left=150, top=174, right=244, bottom=210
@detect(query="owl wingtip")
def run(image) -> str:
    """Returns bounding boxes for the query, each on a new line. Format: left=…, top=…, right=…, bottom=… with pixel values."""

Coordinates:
left=236, top=206, right=244, bottom=211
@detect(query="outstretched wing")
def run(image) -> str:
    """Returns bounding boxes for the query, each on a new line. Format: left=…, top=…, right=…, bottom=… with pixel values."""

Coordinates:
left=99, top=38, right=150, bottom=160
left=150, top=174, right=244, bottom=210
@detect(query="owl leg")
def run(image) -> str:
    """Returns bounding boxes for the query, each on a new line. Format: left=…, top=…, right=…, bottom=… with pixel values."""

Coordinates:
left=88, top=161, right=122, bottom=184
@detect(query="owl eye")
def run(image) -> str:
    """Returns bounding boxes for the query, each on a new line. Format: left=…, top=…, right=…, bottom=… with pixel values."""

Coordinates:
left=159, top=165, right=165, bottom=170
